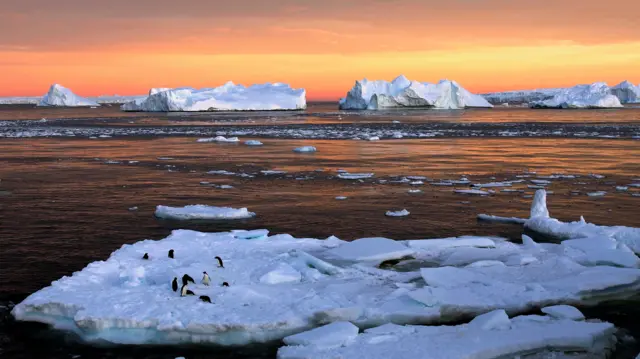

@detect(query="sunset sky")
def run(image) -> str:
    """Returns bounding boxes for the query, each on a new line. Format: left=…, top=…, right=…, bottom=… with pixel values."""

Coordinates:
left=1, top=0, right=639, bottom=100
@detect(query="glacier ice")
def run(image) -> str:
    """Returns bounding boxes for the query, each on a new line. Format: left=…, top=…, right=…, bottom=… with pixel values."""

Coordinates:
left=338, top=75, right=493, bottom=110
left=121, top=82, right=306, bottom=112
left=530, top=82, right=623, bottom=109
left=38, top=84, right=99, bottom=107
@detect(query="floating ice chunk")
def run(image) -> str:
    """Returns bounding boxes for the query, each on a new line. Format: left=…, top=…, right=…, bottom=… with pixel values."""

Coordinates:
left=454, top=189, right=490, bottom=195
left=208, top=170, right=236, bottom=175
left=197, top=136, right=239, bottom=143
left=122, top=82, right=307, bottom=112
left=590, top=174, right=606, bottom=179
left=409, top=181, right=423, bottom=185
left=293, top=146, right=317, bottom=153
left=339, top=76, right=492, bottom=110
left=430, top=182, right=453, bottom=186
left=326, top=237, right=414, bottom=263
left=406, top=176, right=427, bottom=180
left=260, top=263, right=302, bottom=285
left=128, top=206, right=138, bottom=211
left=562, top=238, right=640, bottom=268
left=385, top=209, right=410, bottom=217
left=282, top=321, right=359, bottom=348
left=408, top=189, right=422, bottom=193
left=467, top=309, right=511, bottom=331
left=155, top=205, right=255, bottom=220
left=616, top=186, right=629, bottom=191
left=541, top=305, right=585, bottom=321
left=38, top=84, right=99, bottom=107
left=587, top=191, right=607, bottom=197
left=278, top=314, right=615, bottom=359
left=477, top=214, right=527, bottom=224
left=472, top=182, right=513, bottom=188
left=530, top=179, right=551, bottom=185
left=530, top=189, right=550, bottom=218
left=261, top=170, right=287, bottom=175
left=337, top=173, right=374, bottom=180
left=245, top=140, right=264, bottom=146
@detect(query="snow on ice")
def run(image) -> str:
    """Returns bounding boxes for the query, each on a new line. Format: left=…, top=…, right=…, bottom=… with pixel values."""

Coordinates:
left=339, top=75, right=493, bottom=110
left=154, top=205, right=255, bottom=220
left=530, top=82, right=623, bottom=109
left=121, top=82, right=307, bottom=112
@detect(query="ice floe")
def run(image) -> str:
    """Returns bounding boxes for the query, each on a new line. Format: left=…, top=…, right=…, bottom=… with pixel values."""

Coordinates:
left=385, top=209, right=410, bottom=217
left=337, top=173, right=374, bottom=180
left=155, top=205, right=255, bottom=220
left=541, top=305, right=585, bottom=321
left=278, top=311, right=615, bottom=359
left=530, top=82, right=623, bottom=109
left=326, top=237, right=414, bottom=263
left=339, top=75, right=492, bottom=110
left=293, top=146, right=317, bottom=153
left=38, top=84, right=99, bottom=107
left=245, top=140, right=264, bottom=146
left=197, top=136, right=239, bottom=143
left=455, top=189, right=490, bottom=195
left=121, top=82, right=306, bottom=112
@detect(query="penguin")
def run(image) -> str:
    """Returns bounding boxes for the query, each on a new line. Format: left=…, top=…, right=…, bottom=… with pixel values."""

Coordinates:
left=182, top=274, right=195, bottom=286
left=181, top=284, right=195, bottom=297
left=222, top=282, right=229, bottom=287
left=168, top=249, right=174, bottom=259
left=172, top=277, right=178, bottom=292
left=199, top=295, right=212, bottom=303
left=202, top=271, right=211, bottom=286
left=142, top=253, right=149, bottom=260
left=215, top=256, right=224, bottom=268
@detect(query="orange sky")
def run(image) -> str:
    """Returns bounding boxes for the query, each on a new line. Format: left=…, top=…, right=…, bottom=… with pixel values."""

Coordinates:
left=1, top=0, right=639, bottom=100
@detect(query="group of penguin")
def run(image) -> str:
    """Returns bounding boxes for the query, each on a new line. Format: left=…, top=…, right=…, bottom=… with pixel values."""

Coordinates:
left=142, top=249, right=229, bottom=304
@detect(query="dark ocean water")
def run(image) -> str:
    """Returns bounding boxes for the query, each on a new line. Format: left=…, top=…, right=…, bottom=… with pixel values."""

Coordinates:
left=1, top=104, right=639, bottom=358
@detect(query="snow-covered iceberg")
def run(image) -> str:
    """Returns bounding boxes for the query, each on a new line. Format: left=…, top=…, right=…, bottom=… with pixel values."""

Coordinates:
left=278, top=311, right=616, bottom=359
left=611, top=80, right=640, bottom=104
left=530, top=82, right=623, bottom=109
left=121, top=82, right=306, bottom=112
left=38, top=84, right=99, bottom=107
left=339, top=75, right=493, bottom=110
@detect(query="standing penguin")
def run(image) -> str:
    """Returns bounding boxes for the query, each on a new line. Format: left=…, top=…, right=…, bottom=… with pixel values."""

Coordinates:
left=142, top=253, right=149, bottom=260
left=215, top=256, right=224, bottom=268
left=182, top=274, right=195, bottom=286
left=168, top=249, right=174, bottom=259
left=172, top=277, right=178, bottom=292
left=202, top=271, right=211, bottom=286
left=181, top=284, right=195, bottom=297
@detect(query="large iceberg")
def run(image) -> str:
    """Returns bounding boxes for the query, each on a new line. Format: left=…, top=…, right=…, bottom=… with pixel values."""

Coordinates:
left=121, top=82, right=306, bottom=112
left=611, top=80, right=640, bottom=104
left=338, top=75, right=493, bottom=110
left=529, top=82, right=623, bottom=109
left=38, top=84, right=100, bottom=107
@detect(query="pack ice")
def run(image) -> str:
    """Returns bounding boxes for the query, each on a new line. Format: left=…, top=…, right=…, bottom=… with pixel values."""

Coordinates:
left=530, top=82, right=623, bottom=108
left=339, top=75, right=493, bottom=110
left=12, top=195, right=640, bottom=349
left=38, top=84, right=100, bottom=107
left=121, top=82, right=306, bottom=112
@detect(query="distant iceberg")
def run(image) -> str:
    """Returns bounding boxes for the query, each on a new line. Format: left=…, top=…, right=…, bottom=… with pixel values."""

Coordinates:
left=339, top=75, right=493, bottom=110
left=38, top=84, right=99, bottom=107
left=611, top=81, right=640, bottom=104
left=530, top=82, right=623, bottom=109
left=121, top=82, right=306, bottom=112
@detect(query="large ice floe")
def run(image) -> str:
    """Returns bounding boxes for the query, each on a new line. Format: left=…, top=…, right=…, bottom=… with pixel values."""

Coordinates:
left=121, top=82, right=306, bottom=112
left=12, top=194, right=640, bottom=351
left=530, top=82, right=623, bottom=109
left=338, top=75, right=493, bottom=110
left=38, top=84, right=100, bottom=107
left=155, top=205, right=255, bottom=220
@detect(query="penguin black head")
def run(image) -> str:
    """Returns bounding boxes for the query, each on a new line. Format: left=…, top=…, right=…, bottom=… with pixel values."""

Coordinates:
left=199, top=295, right=212, bottom=303
left=203, top=271, right=208, bottom=274
left=215, top=256, right=224, bottom=268
left=182, top=274, right=195, bottom=286
left=222, top=282, right=229, bottom=287
left=142, top=253, right=149, bottom=260
left=168, top=249, right=174, bottom=259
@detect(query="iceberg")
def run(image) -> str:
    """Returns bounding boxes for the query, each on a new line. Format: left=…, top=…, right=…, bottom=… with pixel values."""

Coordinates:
left=154, top=205, right=255, bottom=220
left=338, top=75, right=493, bottom=110
left=278, top=312, right=616, bottom=359
left=121, top=82, right=306, bottom=112
left=530, top=82, right=623, bottom=109
left=611, top=81, right=640, bottom=104
left=38, top=84, right=99, bottom=107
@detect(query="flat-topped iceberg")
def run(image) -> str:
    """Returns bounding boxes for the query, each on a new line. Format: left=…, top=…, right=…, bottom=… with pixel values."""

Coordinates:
left=155, top=205, right=255, bottom=220
left=278, top=311, right=615, bottom=359
left=611, top=80, right=640, bottom=104
left=121, top=82, right=306, bottom=112
left=339, top=75, right=493, bottom=110
left=530, top=82, right=623, bottom=109
left=38, top=84, right=99, bottom=107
